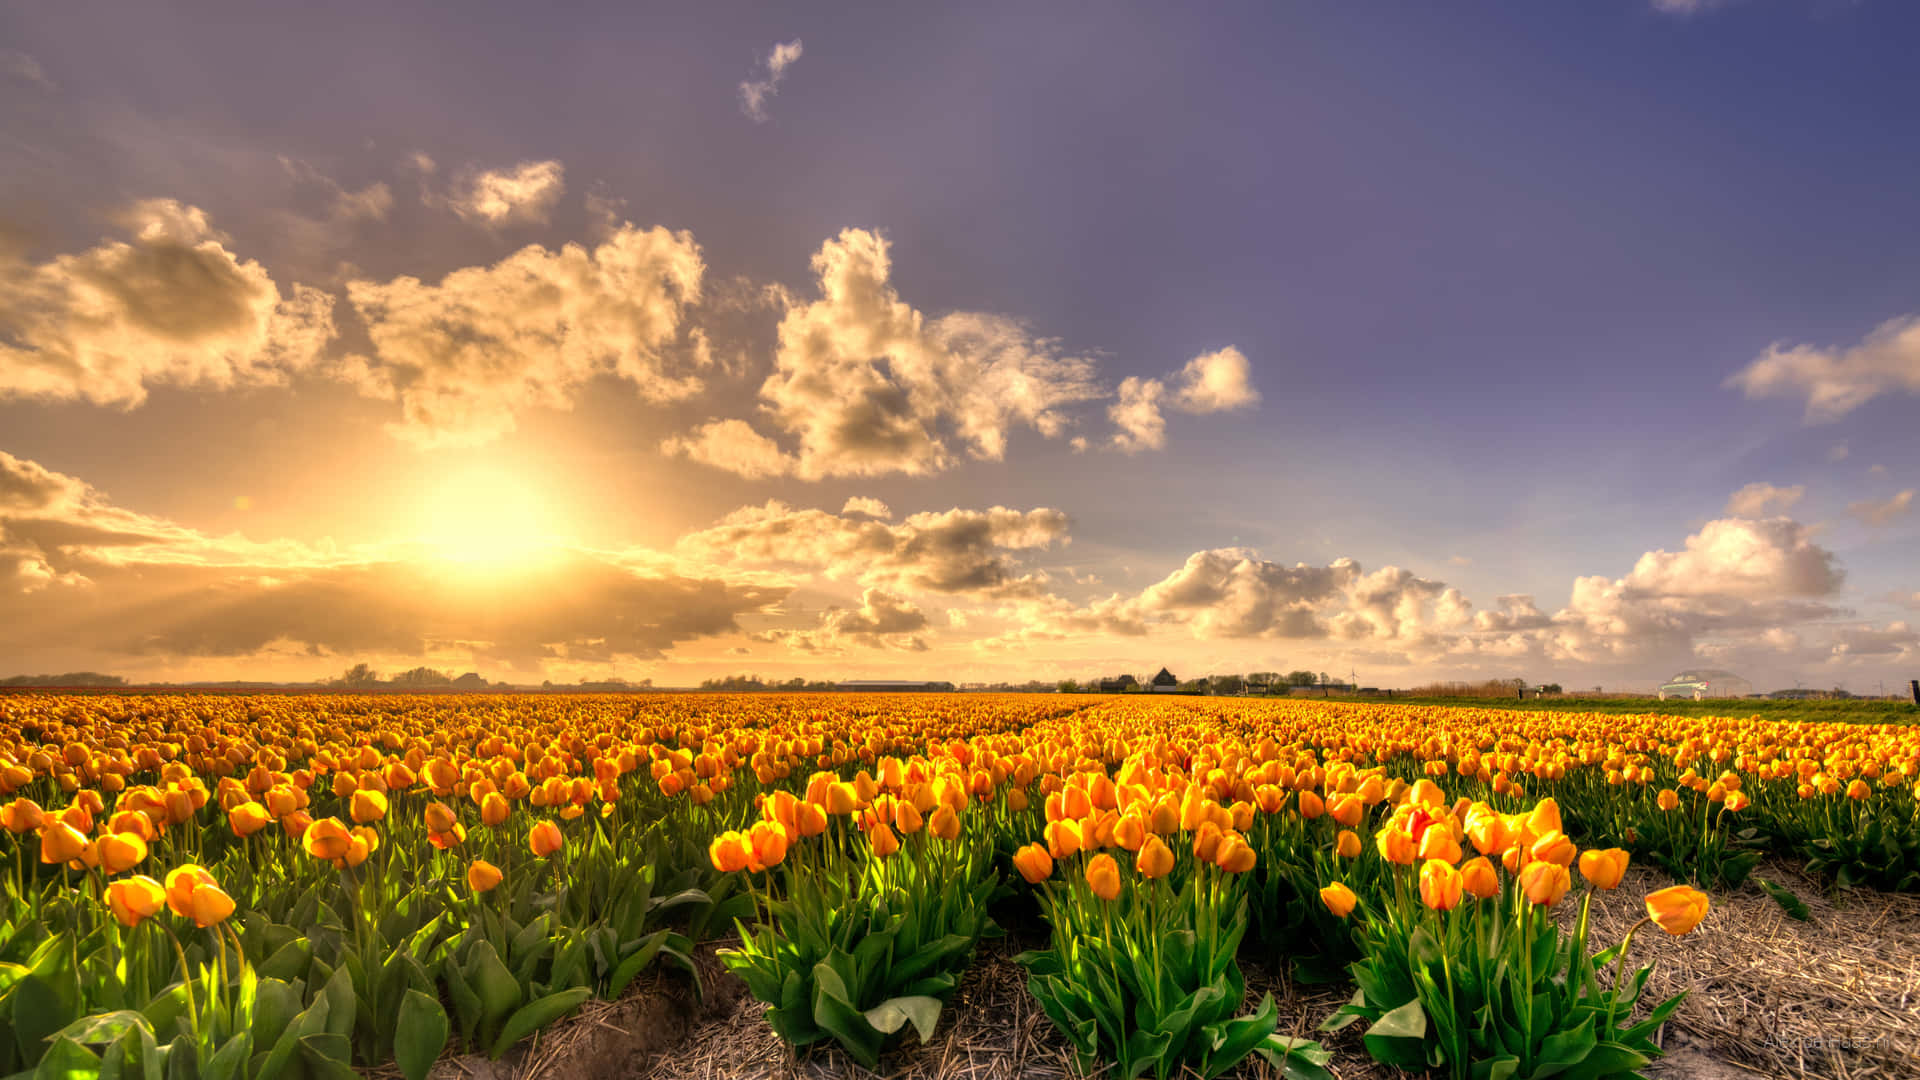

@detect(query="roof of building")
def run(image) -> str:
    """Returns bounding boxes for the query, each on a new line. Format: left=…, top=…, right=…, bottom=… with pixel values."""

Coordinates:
left=1151, top=667, right=1178, bottom=686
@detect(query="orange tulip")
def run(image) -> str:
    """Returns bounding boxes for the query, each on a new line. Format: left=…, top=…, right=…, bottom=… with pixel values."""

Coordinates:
left=529, top=820, right=564, bottom=858
left=1577, top=848, right=1629, bottom=891
left=1114, top=812, right=1148, bottom=852
left=1518, top=861, right=1571, bottom=907
left=1335, top=829, right=1361, bottom=859
left=709, top=830, right=751, bottom=873
left=468, top=859, right=504, bottom=893
left=1, top=797, right=44, bottom=834
left=304, top=817, right=353, bottom=861
left=929, top=804, right=961, bottom=841
left=1375, top=827, right=1415, bottom=865
left=228, top=802, right=272, bottom=838
left=1136, top=835, right=1175, bottom=880
left=1319, top=882, right=1358, bottom=918
left=1085, top=853, right=1121, bottom=901
left=350, top=789, right=388, bottom=824
left=1416, top=827, right=1462, bottom=865
left=1045, top=818, right=1083, bottom=860
left=796, top=801, right=829, bottom=837
left=749, top=821, right=789, bottom=869
left=1530, top=830, right=1577, bottom=867
left=107, top=875, right=166, bottom=928
left=97, top=832, right=147, bottom=874
left=1298, top=791, right=1324, bottom=820
left=1656, top=789, right=1680, bottom=812
left=1419, top=859, right=1462, bottom=911
left=1013, top=843, right=1053, bottom=884
left=1216, top=834, right=1256, bottom=874
left=868, top=822, right=900, bottom=859
left=38, top=821, right=88, bottom=864
left=1460, top=855, right=1499, bottom=900
left=1645, top=885, right=1709, bottom=936
left=480, top=792, right=510, bottom=827
left=163, top=865, right=218, bottom=919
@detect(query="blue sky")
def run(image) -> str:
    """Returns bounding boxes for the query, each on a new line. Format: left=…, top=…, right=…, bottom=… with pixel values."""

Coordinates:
left=1, top=0, right=1915, bottom=689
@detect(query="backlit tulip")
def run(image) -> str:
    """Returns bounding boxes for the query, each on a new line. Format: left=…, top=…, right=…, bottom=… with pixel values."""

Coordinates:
left=468, top=859, right=504, bottom=893
left=1460, top=855, right=1499, bottom=900
left=1375, top=827, right=1415, bottom=865
left=480, top=792, right=510, bottom=827
left=1416, top=826, right=1462, bottom=865
left=350, top=789, right=388, bottom=824
left=1530, top=830, right=1577, bottom=867
left=1645, top=885, right=1709, bottom=936
left=107, top=875, right=166, bottom=928
left=1216, top=834, right=1256, bottom=874
left=1419, top=859, right=1462, bottom=911
left=1045, top=818, right=1082, bottom=860
left=98, top=832, right=146, bottom=874
left=1656, top=789, right=1680, bottom=812
left=929, top=804, right=961, bottom=841
left=1319, top=882, right=1358, bottom=918
left=796, top=801, right=829, bottom=837
left=529, top=820, right=563, bottom=858
left=1298, top=791, right=1324, bottom=820
left=1085, top=853, right=1121, bottom=901
left=1, top=797, right=44, bottom=834
left=1013, top=843, right=1053, bottom=884
left=1136, top=835, right=1175, bottom=880
left=869, top=822, right=900, bottom=858
left=229, top=802, right=272, bottom=838
left=1518, top=860, right=1571, bottom=907
left=1114, top=813, right=1147, bottom=852
left=38, top=821, right=88, bottom=864
left=304, top=817, right=352, bottom=861
left=1578, top=848, right=1629, bottom=891
left=1335, top=829, right=1361, bottom=859
left=749, top=820, right=789, bottom=869
left=164, top=865, right=218, bottom=919
left=709, top=830, right=751, bottom=873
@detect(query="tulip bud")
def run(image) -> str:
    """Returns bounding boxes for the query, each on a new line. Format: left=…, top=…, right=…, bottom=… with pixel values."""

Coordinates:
left=1085, top=853, right=1121, bottom=901
left=1319, top=882, right=1358, bottom=918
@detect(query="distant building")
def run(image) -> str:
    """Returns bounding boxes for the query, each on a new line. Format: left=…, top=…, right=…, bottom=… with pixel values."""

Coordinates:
left=1098, top=674, right=1138, bottom=693
left=1150, top=667, right=1179, bottom=693
left=837, top=680, right=956, bottom=692
left=1657, top=669, right=1752, bottom=701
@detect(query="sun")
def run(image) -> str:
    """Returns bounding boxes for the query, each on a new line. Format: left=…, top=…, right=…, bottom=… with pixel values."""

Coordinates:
left=408, top=465, right=571, bottom=569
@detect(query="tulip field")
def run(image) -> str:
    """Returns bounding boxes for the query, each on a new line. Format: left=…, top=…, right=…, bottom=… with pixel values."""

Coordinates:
left=1, top=692, right=1917, bottom=1079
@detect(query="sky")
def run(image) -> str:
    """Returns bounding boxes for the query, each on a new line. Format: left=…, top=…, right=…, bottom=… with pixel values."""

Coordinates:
left=1, top=0, right=1917, bottom=692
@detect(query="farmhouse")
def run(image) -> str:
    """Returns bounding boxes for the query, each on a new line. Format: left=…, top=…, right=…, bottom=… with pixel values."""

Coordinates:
left=1150, top=667, right=1180, bottom=693
left=1098, top=674, right=1138, bottom=693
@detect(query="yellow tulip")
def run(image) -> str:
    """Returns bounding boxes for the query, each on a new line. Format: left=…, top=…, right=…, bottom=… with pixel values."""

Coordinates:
left=468, top=859, right=504, bottom=893
left=1319, top=882, right=1358, bottom=918
left=1577, top=848, right=1629, bottom=891
left=868, top=822, right=900, bottom=859
left=1419, top=859, right=1462, bottom=911
left=1459, top=855, right=1499, bottom=900
left=107, top=875, right=167, bottom=928
left=1136, top=835, right=1175, bottom=880
left=1012, top=843, right=1053, bottom=884
left=1518, top=861, right=1571, bottom=907
left=1085, top=853, right=1121, bottom=901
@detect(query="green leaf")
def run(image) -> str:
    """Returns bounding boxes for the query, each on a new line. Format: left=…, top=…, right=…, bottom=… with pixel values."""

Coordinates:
left=467, top=942, right=523, bottom=1029
left=197, top=1033, right=249, bottom=1080
left=394, top=990, right=449, bottom=1080
left=1756, top=878, right=1812, bottom=922
left=1257, top=1035, right=1336, bottom=1080
left=319, top=965, right=356, bottom=1041
left=30, top=1035, right=100, bottom=1079
left=254, top=987, right=329, bottom=1080
left=862, top=996, right=943, bottom=1044
left=254, top=940, right=311, bottom=983
left=295, top=1032, right=360, bottom=1080
left=488, top=988, right=590, bottom=1060
left=1362, top=999, right=1428, bottom=1068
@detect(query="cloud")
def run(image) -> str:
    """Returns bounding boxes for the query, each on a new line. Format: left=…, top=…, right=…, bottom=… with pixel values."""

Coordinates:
left=1725, top=482, right=1804, bottom=518
left=755, top=588, right=928, bottom=652
left=438, top=160, right=567, bottom=227
left=842, top=496, right=892, bottom=519
left=341, top=222, right=705, bottom=446
left=0, top=50, right=54, bottom=91
left=1828, top=622, right=1919, bottom=661
left=1108, top=377, right=1167, bottom=453
left=1827, top=443, right=1850, bottom=463
left=1107, top=347, right=1259, bottom=453
left=0, top=451, right=784, bottom=671
left=0, top=200, right=335, bottom=408
left=678, top=499, right=1068, bottom=598
left=1726, top=314, right=1920, bottom=421
left=739, top=39, right=803, bottom=122
left=1650, top=0, right=1735, bottom=14
left=671, top=229, right=1101, bottom=479
left=1849, top=489, right=1914, bottom=528
left=1172, top=347, right=1260, bottom=413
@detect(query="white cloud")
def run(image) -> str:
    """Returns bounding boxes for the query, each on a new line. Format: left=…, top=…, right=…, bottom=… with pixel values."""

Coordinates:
left=672, top=228, right=1102, bottom=479
left=1725, top=481, right=1804, bottom=518
left=677, top=499, right=1068, bottom=598
left=443, top=160, right=566, bottom=227
left=842, top=496, right=892, bottom=519
left=739, top=39, right=804, bottom=122
left=1849, top=489, right=1914, bottom=528
left=1726, top=314, right=1920, bottom=421
left=342, top=222, right=705, bottom=446
left=0, top=200, right=335, bottom=409
left=1108, top=376, right=1167, bottom=453
left=1171, top=346, right=1260, bottom=413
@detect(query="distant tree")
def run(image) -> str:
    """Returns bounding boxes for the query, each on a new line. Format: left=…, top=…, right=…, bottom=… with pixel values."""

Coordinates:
left=337, top=663, right=382, bottom=687
left=1540, top=683, right=1563, bottom=695
left=1058, top=679, right=1080, bottom=693
left=1286, top=670, right=1317, bottom=687
left=390, top=666, right=453, bottom=688
left=1210, top=674, right=1244, bottom=695
left=451, top=672, right=488, bottom=689
left=1318, top=672, right=1331, bottom=687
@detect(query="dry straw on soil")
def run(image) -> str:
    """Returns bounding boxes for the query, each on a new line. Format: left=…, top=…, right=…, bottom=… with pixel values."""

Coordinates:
left=414, top=861, right=1920, bottom=1080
